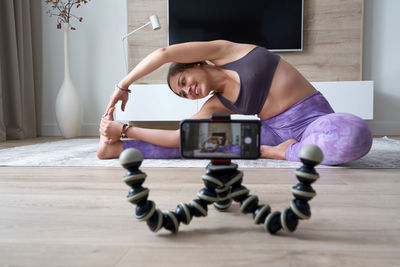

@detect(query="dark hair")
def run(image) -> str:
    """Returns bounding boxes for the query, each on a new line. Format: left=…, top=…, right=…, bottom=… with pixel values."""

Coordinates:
left=167, top=62, right=207, bottom=96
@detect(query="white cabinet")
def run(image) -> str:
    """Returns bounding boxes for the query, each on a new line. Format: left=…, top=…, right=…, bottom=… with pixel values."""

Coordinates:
left=116, top=81, right=374, bottom=121
left=115, top=84, right=202, bottom=121
left=311, top=81, right=374, bottom=120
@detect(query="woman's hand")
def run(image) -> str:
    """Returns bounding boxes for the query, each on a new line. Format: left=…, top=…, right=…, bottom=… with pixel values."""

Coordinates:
left=99, top=107, right=123, bottom=144
left=104, top=86, right=130, bottom=116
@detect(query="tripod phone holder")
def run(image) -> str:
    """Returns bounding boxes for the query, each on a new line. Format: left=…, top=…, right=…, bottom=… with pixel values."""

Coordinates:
left=120, top=114, right=323, bottom=234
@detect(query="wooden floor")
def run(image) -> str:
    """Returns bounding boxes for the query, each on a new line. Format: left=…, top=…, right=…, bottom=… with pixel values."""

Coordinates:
left=1, top=138, right=400, bottom=266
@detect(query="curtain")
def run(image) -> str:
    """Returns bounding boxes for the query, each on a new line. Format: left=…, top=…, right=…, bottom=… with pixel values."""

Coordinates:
left=0, top=0, right=42, bottom=141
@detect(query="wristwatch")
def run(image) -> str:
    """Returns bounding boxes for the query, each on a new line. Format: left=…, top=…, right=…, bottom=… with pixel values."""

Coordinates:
left=121, top=123, right=132, bottom=138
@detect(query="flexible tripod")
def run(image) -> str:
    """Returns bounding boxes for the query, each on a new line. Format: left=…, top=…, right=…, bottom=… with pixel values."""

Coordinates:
left=120, top=144, right=323, bottom=234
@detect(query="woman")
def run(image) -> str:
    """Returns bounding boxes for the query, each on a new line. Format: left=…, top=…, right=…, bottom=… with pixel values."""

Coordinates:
left=200, top=135, right=231, bottom=153
left=98, top=40, right=372, bottom=165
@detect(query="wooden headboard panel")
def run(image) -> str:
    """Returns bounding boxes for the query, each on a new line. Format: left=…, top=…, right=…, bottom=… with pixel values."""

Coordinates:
left=126, top=0, right=364, bottom=83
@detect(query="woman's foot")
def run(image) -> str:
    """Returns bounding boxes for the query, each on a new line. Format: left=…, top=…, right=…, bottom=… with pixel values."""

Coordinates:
left=97, top=134, right=123, bottom=159
left=97, top=108, right=123, bottom=159
left=260, top=139, right=298, bottom=160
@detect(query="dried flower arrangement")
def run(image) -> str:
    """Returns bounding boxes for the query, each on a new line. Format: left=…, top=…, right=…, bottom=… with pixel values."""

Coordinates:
left=45, top=0, right=91, bottom=30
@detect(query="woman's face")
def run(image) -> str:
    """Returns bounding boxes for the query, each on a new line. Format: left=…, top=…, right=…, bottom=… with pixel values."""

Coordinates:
left=169, top=66, right=212, bottom=100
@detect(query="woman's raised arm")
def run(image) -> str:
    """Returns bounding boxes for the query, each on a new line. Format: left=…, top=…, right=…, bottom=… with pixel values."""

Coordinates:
left=106, top=40, right=253, bottom=115
left=117, top=40, right=241, bottom=89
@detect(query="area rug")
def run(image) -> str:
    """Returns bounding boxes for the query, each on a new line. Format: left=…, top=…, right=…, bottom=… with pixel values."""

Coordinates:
left=0, top=137, right=399, bottom=168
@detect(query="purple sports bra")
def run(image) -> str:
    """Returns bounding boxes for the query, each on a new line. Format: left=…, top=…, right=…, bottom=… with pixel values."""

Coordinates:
left=216, top=46, right=280, bottom=115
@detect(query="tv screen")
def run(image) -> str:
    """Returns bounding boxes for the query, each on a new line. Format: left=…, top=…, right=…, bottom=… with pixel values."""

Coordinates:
left=168, top=0, right=303, bottom=52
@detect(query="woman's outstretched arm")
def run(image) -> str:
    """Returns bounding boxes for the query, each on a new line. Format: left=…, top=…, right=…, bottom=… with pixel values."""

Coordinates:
left=124, top=127, right=180, bottom=147
left=101, top=96, right=230, bottom=148
left=106, top=40, right=254, bottom=113
left=99, top=107, right=181, bottom=147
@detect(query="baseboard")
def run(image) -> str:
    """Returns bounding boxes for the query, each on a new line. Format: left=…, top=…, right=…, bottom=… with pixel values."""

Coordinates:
left=41, top=123, right=100, bottom=137
left=366, top=121, right=400, bottom=136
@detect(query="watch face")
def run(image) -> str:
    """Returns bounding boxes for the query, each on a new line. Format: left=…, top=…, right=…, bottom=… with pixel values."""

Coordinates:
left=121, top=124, right=128, bottom=138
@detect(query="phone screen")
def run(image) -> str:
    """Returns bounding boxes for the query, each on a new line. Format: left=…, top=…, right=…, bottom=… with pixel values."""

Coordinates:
left=180, top=119, right=260, bottom=159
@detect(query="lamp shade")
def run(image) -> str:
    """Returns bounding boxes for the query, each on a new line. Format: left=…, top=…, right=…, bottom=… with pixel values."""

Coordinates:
left=150, top=15, right=161, bottom=30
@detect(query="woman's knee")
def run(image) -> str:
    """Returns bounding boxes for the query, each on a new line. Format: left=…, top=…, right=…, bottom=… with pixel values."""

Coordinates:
left=310, top=113, right=372, bottom=164
left=288, top=113, right=372, bottom=165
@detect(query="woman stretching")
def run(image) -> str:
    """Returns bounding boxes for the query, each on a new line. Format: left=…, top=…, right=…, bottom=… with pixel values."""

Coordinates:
left=97, top=40, right=372, bottom=165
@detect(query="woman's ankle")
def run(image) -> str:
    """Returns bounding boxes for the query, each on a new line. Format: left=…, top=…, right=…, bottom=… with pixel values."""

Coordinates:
left=260, top=145, right=284, bottom=160
left=260, top=139, right=298, bottom=160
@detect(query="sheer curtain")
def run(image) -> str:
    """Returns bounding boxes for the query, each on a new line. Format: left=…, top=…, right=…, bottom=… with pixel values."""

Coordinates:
left=0, top=0, right=42, bottom=141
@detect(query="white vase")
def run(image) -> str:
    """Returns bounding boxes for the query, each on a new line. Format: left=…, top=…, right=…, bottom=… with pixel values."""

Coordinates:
left=55, top=23, right=83, bottom=138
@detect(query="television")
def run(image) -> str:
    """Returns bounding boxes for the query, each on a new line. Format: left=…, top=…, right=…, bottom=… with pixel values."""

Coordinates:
left=168, top=0, right=303, bottom=52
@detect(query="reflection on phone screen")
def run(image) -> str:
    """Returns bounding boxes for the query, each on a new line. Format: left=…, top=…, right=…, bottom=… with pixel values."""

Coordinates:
left=181, top=121, right=260, bottom=159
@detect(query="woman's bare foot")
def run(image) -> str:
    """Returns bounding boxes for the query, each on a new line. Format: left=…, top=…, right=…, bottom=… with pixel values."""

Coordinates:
left=97, top=108, right=123, bottom=159
left=97, top=134, right=123, bottom=159
left=260, top=139, right=298, bottom=160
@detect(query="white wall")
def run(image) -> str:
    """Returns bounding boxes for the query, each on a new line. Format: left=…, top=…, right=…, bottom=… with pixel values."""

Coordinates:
left=41, top=0, right=127, bottom=135
left=41, top=0, right=400, bottom=136
left=363, top=0, right=400, bottom=135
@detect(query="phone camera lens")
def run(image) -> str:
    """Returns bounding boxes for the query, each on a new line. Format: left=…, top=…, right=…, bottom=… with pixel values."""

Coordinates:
left=244, top=137, right=252, bottom=144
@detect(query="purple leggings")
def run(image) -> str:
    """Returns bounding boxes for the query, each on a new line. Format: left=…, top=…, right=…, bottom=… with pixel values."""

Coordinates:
left=123, top=92, right=372, bottom=165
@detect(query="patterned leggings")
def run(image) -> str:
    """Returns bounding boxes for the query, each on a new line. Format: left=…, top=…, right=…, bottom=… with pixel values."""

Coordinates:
left=123, top=92, right=373, bottom=165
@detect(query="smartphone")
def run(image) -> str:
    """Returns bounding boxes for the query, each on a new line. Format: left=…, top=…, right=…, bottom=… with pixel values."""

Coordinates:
left=180, top=119, right=261, bottom=159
